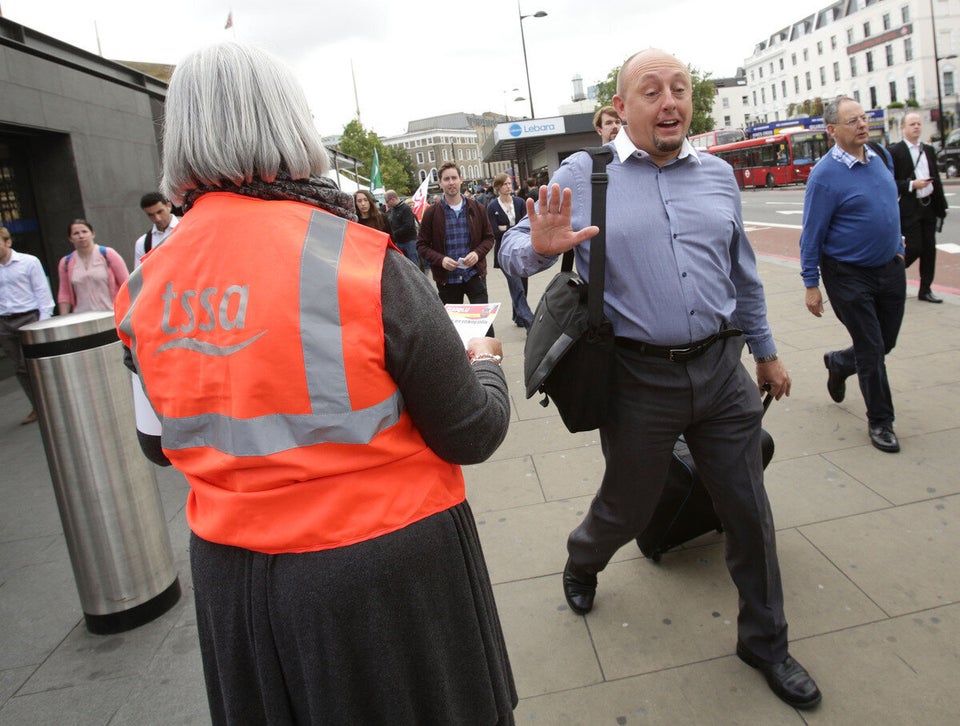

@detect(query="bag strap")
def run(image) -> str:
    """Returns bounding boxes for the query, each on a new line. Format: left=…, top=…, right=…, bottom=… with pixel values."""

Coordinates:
left=560, top=147, right=613, bottom=328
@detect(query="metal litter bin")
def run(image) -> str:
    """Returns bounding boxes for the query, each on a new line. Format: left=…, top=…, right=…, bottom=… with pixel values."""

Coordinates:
left=21, top=311, right=180, bottom=634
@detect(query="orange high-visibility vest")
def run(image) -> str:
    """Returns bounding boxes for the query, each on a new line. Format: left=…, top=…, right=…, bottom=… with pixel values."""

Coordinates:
left=116, top=193, right=465, bottom=554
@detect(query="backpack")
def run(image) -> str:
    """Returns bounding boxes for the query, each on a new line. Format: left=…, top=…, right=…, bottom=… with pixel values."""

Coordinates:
left=143, top=229, right=153, bottom=253
left=65, top=245, right=107, bottom=266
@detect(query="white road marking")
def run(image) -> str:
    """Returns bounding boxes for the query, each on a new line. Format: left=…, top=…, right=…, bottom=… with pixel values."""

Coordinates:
left=938, top=242, right=960, bottom=254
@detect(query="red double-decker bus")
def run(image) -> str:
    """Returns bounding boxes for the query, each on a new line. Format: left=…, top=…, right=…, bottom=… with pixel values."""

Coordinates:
left=688, top=128, right=745, bottom=151
left=708, top=129, right=830, bottom=188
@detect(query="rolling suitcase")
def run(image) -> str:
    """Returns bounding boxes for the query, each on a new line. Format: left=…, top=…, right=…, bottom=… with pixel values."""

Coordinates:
left=636, top=392, right=774, bottom=562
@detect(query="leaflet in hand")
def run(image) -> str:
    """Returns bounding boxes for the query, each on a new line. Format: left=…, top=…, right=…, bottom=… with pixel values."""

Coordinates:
left=444, top=303, right=501, bottom=348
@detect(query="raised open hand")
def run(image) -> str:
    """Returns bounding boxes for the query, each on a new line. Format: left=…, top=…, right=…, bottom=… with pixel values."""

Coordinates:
left=527, top=184, right=599, bottom=257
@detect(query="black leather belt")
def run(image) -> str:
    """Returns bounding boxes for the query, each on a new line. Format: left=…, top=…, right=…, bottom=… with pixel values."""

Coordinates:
left=0, top=310, right=37, bottom=319
left=615, top=328, right=743, bottom=362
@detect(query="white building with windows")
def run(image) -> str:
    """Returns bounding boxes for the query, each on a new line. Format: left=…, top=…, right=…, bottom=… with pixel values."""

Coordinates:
left=718, top=0, right=960, bottom=141
left=383, top=113, right=513, bottom=188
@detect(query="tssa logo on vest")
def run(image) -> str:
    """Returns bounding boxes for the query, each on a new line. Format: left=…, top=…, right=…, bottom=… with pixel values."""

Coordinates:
left=157, top=282, right=265, bottom=355
left=498, top=117, right=565, bottom=141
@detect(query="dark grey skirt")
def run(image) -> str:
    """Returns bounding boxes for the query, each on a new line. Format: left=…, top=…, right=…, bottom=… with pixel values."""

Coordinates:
left=191, top=501, right=517, bottom=725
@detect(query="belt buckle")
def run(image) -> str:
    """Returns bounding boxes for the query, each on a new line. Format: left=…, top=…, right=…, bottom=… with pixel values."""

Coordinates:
left=667, top=345, right=696, bottom=362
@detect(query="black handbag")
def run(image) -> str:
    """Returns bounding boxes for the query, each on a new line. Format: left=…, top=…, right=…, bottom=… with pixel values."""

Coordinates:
left=523, top=147, right=615, bottom=433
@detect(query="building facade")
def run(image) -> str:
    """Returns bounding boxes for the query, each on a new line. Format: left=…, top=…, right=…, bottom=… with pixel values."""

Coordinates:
left=383, top=112, right=513, bottom=189
left=731, top=0, right=960, bottom=141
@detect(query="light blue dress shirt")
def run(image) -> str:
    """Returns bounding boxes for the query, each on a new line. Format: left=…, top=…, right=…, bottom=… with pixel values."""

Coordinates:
left=0, top=249, right=55, bottom=319
left=500, top=133, right=776, bottom=358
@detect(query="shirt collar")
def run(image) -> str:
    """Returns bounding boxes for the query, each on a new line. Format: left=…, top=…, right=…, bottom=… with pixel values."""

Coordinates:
left=1, top=248, right=22, bottom=267
left=831, top=142, right=875, bottom=168
left=612, top=131, right=700, bottom=166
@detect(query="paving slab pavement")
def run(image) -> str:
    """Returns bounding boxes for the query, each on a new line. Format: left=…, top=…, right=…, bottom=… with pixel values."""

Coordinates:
left=1, top=255, right=958, bottom=725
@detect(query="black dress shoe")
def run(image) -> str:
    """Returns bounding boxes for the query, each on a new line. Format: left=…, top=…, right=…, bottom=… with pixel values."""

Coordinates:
left=562, top=560, right=597, bottom=615
left=869, top=426, right=900, bottom=453
left=737, top=642, right=822, bottom=710
left=824, top=354, right=846, bottom=403
left=918, top=290, right=943, bottom=303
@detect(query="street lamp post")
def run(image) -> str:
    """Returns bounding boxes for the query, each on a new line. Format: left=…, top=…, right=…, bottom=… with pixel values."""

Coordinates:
left=517, top=2, right=547, bottom=119
left=931, top=0, right=957, bottom=144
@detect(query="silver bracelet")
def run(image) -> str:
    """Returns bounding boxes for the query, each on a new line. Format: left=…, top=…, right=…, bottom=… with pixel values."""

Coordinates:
left=471, top=354, right=502, bottom=366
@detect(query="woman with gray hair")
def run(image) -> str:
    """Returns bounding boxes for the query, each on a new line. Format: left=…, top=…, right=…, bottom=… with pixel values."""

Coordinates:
left=116, top=42, right=516, bottom=725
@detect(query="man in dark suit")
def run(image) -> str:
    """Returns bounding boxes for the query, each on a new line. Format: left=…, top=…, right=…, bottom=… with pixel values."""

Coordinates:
left=889, top=112, right=948, bottom=303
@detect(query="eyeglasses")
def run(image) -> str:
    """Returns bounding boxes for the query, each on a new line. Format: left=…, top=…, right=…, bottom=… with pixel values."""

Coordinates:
left=839, top=115, right=868, bottom=127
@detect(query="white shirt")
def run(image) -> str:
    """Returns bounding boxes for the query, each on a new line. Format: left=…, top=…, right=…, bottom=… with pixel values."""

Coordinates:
left=907, top=142, right=934, bottom=199
left=0, top=249, right=55, bottom=319
left=134, top=215, right=180, bottom=267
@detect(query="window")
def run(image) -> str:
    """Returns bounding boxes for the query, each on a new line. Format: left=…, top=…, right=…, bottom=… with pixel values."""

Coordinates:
left=819, top=67, right=826, bottom=86
left=866, top=51, right=874, bottom=72
left=779, top=58, right=784, bottom=70
left=834, top=62, right=841, bottom=81
left=791, top=53, right=797, bottom=65
left=761, top=87, right=766, bottom=103
left=416, top=151, right=424, bottom=164
left=946, top=71, right=956, bottom=97
left=782, top=80, right=787, bottom=96
left=457, top=149, right=463, bottom=161
left=902, top=6, right=910, bottom=24
left=771, top=84, right=777, bottom=101
left=752, top=90, right=757, bottom=105
left=724, top=115, right=731, bottom=126
left=863, top=21, right=871, bottom=38
left=722, top=97, right=730, bottom=108
left=847, top=28, right=854, bottom=44
left=750, top=70, right=755, bottom=82
left=419, top=170, right=427, bottom=182
left=907, top=76, right=917, bottom=101
left=794, top=76, right=800, bottom=93
left=850, top=56, right=858, bottom=77
left=805, top=71, right=812, bottom=90
left=869, top=86, right=877, bottom=108
left=431, top=168, right=438, bottom=182
left=759, top=66, right=764, bottom=78
left=769, top=62, right=774, bottom=74
left=883, top=13, right=891, bottom=31
left=904, top=38, right=913, bottom=61
left=442, top=148, right=448, bottom=161
left=885, top=45, right=894, bottom=66
left=428, top=150, right=435, bottom=162
left=831, top=35, right=837, bottom=50
left=742, top=95, right=748, bottom=105
left=803, top=48, right=809, bottom=61
left=853, top=89, right=861, bottom=103
left=817, top=41, right=823, bottom=55
left=889, top=81, right=898, bottom=103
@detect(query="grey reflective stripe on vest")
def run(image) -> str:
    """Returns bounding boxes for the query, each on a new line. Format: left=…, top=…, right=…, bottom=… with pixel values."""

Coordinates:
left=126, top=208, right=403, bottom=457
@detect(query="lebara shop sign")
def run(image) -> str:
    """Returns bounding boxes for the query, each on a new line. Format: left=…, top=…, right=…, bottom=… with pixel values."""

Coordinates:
left=495, top=117, right=565, bottom=142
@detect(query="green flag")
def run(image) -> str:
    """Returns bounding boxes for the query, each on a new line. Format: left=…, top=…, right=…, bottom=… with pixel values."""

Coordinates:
left=370, top=148, right=384, bottom=195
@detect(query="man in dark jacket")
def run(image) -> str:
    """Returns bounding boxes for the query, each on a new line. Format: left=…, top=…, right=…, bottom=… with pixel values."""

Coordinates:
left=888, top=112, right=948, bottom=302
left=385, top=189, right=420, bottom=267
left=417, top=163, right=496, bottom=333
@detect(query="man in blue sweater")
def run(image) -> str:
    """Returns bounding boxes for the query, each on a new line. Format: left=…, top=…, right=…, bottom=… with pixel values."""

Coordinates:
left=799, top=96, right=905, bottom=453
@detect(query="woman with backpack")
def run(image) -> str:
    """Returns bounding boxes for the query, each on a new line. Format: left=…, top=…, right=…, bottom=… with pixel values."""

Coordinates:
left=57, top=218, right=129, bottom=314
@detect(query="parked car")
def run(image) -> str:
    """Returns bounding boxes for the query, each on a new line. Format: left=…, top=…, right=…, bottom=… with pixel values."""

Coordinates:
left=937, top=128, right=960, bottom=178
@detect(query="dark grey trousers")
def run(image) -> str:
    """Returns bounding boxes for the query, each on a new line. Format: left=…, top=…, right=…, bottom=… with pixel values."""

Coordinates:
left=567, top=336, right=789, bottom=662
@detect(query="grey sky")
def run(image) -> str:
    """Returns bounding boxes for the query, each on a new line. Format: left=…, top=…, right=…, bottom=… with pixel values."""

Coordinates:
left=8, top=0, right=826, bottom=137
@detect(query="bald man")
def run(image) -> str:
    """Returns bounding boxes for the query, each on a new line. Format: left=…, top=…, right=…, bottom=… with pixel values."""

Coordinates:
left=501, top=49, right=820, bottom=710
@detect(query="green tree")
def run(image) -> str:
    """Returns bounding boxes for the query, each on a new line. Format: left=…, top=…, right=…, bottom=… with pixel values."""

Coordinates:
left=338, top=119, right=415, bottom=195
left=593, top=64, right=714, bottom=135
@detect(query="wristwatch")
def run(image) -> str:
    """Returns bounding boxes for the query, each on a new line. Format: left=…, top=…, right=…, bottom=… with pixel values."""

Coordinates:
left=755, top=353, right=779, bottom=364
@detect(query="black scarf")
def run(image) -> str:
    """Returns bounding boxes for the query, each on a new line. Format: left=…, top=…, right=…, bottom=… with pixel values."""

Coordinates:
left=182, top=171, right=357, bottom=221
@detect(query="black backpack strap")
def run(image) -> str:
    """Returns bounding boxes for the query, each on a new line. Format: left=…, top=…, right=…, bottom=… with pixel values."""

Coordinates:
left=144, top=229, right=153, bottom=253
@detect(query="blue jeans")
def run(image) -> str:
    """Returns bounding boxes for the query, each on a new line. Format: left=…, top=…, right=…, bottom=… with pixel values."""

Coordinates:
left=502, top=270, right=534, bottom=328
left=395, top=239, right=420, bottom=268
left=821, top=254, right=906, bottom=428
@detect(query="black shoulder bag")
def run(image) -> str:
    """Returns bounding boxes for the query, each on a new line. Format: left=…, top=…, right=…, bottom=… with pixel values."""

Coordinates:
left=523, top=147, right=615, bottom=433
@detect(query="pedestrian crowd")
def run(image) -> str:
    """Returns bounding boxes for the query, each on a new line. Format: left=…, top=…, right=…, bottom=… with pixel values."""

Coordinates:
left=1, top=38, right=953, bottom=725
